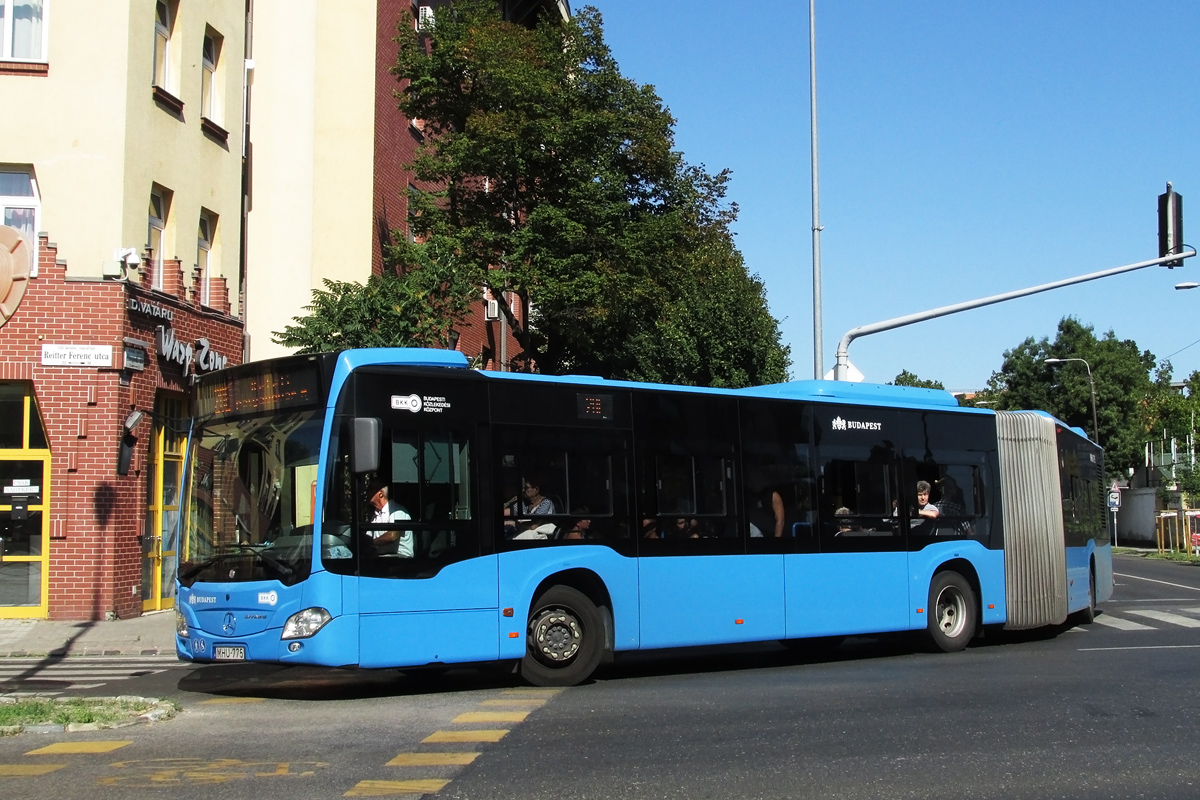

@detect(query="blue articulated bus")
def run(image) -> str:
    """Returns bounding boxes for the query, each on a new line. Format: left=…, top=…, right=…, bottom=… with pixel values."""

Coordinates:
left=175, top=348, right=1113, bottom=686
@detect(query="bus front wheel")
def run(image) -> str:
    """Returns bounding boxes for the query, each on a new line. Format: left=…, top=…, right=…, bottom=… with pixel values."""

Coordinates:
left=925, top=571, right=976, bottom=652
left=522, top=586, right=604, bottom=687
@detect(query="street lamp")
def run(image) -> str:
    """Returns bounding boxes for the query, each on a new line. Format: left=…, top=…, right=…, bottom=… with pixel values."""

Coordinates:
left=1045, top=357, right=1099, bottom=446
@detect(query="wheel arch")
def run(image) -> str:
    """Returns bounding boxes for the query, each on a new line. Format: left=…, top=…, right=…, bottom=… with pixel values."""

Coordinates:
left=930, top=558, right=983, bottom=636
left=530, top=568, right=615, bottom=654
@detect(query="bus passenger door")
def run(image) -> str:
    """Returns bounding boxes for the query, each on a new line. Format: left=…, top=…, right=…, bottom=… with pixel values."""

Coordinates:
left=345, top=374, right=498, bottom=669
left=786, top=408, right=910, bottom=638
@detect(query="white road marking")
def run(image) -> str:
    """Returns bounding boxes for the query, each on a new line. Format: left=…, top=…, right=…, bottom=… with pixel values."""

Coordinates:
left=1125, top=609, right=1200, bottom=628
left=1113, top=572, right=1200, bottom=592
left=1091, top=615, right=1155, bottom=631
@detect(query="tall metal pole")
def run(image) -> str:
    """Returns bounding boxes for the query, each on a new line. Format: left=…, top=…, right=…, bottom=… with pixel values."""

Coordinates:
left=809, top=0, right=824, bottom=379
left=1045, top=357, right=1099, bottom=446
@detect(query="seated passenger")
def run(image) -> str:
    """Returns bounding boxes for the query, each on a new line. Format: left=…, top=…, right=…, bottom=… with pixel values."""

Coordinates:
left=835, top=506, right=855, bottom=534
left=935, top=477, right=972, bottom=535
left=518, top=476, right=556, bottom=516
left=641, top=518, right=660, bottom=539
left=562, top=508, right=592, bottom=540
left=365, top=477, right=413, bottom=557
left=909, top=480, right=940, bottom=534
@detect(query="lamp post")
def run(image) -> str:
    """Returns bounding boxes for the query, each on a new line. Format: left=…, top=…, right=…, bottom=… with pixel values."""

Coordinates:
left=1045, top=357, right=1099, bottom=446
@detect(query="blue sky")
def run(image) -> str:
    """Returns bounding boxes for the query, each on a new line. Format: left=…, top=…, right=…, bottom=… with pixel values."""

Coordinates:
left=594, top=1, right=1200, bottom=391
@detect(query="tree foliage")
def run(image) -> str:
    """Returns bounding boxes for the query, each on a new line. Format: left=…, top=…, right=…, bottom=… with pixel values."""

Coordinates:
left=890, top=370, right=945, bottom=390
left=984, top=317, right=1155, bottom=472
left=272, top=243, right=475, bottom=353
left=392, top=1, right=789, bottom=385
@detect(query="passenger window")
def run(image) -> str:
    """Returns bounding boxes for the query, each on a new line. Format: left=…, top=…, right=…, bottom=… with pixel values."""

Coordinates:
left=494, top=426, right=629, bottom=546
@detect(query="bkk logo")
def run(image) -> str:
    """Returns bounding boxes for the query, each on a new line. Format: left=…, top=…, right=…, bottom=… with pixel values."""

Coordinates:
left=391, top=394, right=422, bottom=413
left=258, top=590, right=278, bottom=606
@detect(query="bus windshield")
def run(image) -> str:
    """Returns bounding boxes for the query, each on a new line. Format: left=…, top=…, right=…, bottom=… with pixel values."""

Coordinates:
left=180, top=409, right=326, bottom=587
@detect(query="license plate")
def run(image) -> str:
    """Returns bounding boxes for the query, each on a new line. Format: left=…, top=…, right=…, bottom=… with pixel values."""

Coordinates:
left=213, top=645, right=246, bottom=661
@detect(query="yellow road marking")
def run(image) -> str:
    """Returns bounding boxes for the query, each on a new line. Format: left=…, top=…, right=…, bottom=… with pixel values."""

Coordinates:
left=423, top=729, right=508, bottom=743
left=198, top=697, right=266, bottom=705
left=386, top=752, right=479, bottom=767
left=500, top=688, right=562, bottom=697
left=480, top=698, right=547, bottom=707
left=26, top=741, right=132, bottom=755
left=452, top=711, right=529, bottom=724
left=0, top=764, right=67, bottom=776
left=344, top=778, right=451, bottom=796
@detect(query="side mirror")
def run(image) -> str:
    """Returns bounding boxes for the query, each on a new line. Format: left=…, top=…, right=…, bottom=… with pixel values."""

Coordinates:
left=352, top=417, right=381, bottom=474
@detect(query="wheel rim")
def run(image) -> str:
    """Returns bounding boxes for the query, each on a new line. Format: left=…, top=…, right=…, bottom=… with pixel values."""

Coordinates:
left=934, top=584, right=967, bottom=638
left=529, top=606, right=583, bottom=665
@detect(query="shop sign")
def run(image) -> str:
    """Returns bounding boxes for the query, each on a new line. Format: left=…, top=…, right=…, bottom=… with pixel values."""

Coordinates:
left=156, top=326, right=229, bottom=375
left=41, top=343, right=113, bottom=367
left=127, top=296, right=174, bottom=321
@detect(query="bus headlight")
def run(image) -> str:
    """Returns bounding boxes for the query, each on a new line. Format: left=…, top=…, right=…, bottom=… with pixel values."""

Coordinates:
left=281, top=607, right=332, bottom=640
left=176, top=607, right=190, bottom=639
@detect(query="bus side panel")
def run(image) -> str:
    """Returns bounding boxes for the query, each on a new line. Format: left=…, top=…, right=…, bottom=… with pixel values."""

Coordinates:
left=907, top=542, right=1007, bottom=629
left=1094, top=542, right=1114, bottom=603
left=638, top=555, right=784, bottom=649
left=497, top=547, right=639, bottom=661
left=357, top=555, right=499, bottom=669
left=784, top=552, right=909, bottom=637
left=360, top=610, right=499, bottom=668
left=1065, top=542, right=1094, bottom=613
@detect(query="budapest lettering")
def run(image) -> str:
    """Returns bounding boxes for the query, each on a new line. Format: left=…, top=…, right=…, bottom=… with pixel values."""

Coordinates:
left=156, top=325, right=228, bottom=375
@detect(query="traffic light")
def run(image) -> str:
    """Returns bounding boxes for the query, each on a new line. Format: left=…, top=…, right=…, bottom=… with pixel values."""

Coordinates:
left=1159, top=182, right=1184, bottom=267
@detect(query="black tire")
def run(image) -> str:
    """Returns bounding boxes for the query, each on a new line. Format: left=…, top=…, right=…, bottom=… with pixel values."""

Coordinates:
left=925, top=571, right=977, bottom=652
left=521, top=586, right=605, bottom=687
left=1074, top=568, right=1096, bottom=625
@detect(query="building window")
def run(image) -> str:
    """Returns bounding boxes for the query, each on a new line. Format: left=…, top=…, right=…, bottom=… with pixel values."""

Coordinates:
left=0, top=166, right=39, bottom=277
left=153, top=0, right=174, bottom=90
left=148, top=187, right=170, bottom=291
left=1, top=0, right=47, bottom=61
left=201, top=30, right=221, bottom=124
left=197, top=211, right=215, bottom=306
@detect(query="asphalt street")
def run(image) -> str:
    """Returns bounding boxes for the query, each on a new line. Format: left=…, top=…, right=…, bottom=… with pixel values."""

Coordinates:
left=0, top=553, right=1196, bottom=799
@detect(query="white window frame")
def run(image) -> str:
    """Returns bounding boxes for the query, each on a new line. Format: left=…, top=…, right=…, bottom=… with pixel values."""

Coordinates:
left=148, top=187, right=169, bottom=291
left=1, top=0, right=49, bottom=62
left=201, top=30, right=221, bottom=124
left=153, top=0, right=171, bottom=89
left=0, top=165, right=40, bottom=278
left=197, top=211, right=215, bottom=306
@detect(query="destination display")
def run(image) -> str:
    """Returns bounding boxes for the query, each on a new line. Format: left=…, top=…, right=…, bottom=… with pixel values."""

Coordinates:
left=196, top=360, right=324, bottom=418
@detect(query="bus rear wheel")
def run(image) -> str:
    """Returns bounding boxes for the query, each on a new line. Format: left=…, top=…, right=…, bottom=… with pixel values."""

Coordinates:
left=925, top=571, right=976, bottom=652
left=521, top=586, right=604, bottom=687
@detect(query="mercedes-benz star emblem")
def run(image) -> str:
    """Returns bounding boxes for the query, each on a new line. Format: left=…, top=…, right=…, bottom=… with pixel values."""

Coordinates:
left=222, top=612, right=236, bottom=635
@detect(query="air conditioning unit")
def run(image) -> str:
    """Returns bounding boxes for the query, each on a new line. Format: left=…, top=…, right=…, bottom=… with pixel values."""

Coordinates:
left=417, top=6, right=435, bottom=31
left=484, top=298, right=500, bottom=321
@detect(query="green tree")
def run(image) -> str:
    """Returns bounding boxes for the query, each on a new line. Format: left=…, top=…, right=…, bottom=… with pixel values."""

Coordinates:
left=984, top=317, right=1155, bottom=471
left=393, top=1, right=789, bottom=385
left=272, top=243, right=475, bottom=352
left=890, top=370, right=945, bottom=390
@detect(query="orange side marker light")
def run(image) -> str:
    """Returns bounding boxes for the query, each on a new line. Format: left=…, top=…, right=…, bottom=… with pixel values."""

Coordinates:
left=508, top=632, right=520, bottom=638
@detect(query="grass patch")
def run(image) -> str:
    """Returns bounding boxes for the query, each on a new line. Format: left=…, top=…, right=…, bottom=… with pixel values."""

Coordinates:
left=0, top=697, right=159, bottom=727
left=1114, top=547, right=1200, bottom=564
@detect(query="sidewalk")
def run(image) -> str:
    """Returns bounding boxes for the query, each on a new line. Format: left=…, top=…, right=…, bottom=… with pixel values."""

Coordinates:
left=0, top=610, right=177, bottom=658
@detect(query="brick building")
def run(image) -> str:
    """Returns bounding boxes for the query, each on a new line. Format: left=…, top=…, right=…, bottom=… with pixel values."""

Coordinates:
left=245, top=0, right=568, bottom=370
left=0, top=1, right=247, bottom=619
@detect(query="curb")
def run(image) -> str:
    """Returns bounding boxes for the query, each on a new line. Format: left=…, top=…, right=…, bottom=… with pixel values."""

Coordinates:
left=0, top=695, right=178, bottom=736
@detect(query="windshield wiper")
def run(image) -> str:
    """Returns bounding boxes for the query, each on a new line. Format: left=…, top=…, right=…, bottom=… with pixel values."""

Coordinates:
left=178, top=542, right=294, bottom=583
left=230, top=543, right=294, bottom=577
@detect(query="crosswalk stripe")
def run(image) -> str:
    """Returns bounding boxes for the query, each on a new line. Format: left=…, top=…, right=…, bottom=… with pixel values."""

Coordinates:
left=1092, top=615, right=1155, bottom=631
left=1125, top=609, right=1200, bottom=628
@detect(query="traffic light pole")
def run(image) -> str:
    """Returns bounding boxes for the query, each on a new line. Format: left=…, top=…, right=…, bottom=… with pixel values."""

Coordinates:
left=832, top=249, right=1197, bottom=381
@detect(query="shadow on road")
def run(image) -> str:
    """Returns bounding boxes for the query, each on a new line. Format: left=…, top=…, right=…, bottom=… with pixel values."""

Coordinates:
left=174, top=616, right=1095, bottom=700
